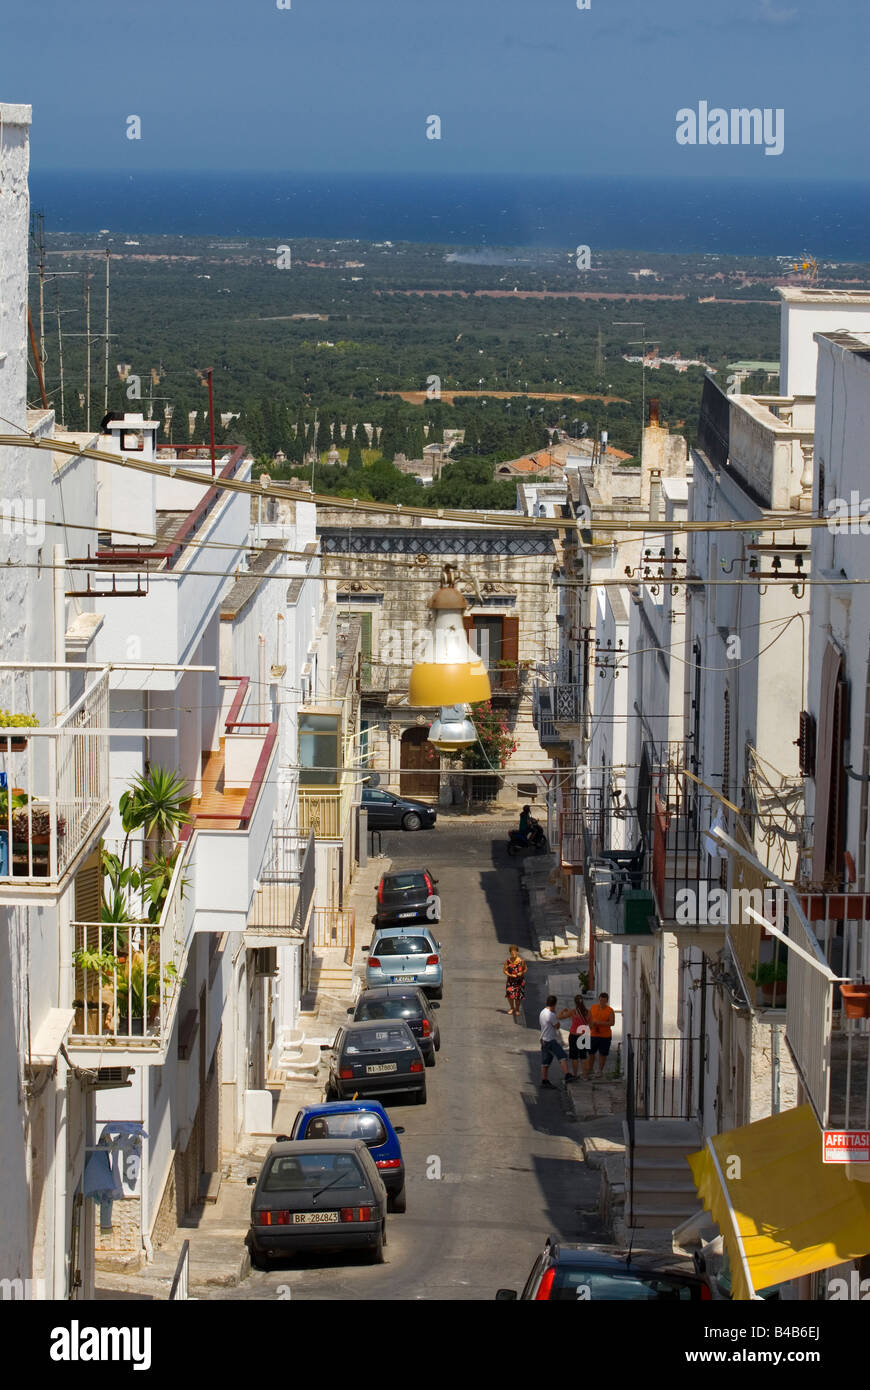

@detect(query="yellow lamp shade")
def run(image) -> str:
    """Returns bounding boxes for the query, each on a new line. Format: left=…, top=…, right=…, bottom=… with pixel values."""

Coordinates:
left=408, top=587, right=492, bottom=707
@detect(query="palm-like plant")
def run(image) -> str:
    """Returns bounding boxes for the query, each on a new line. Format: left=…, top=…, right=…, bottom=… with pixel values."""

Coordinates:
left=121, top=766, right=191, bottom=857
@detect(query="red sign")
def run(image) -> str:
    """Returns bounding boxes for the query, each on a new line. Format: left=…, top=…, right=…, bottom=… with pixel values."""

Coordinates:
left=823, top=1130, right=870, bottom=1163
left=538, top=772, right=556, bottom=788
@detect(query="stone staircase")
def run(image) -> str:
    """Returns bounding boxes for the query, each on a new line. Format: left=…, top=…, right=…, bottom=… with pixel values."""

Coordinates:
left=521, top=856, right=580, bottom=957
left=623, top=1118, right=702, bottom=1230
left=304, top=947, right=354, bottom=1002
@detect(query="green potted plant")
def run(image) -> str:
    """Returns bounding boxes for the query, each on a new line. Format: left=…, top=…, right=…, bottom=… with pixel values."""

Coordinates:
left=0, top=710, right=39, bottom=752
left=72, top=945, right=120, bottom=1035
left=115, top=944, right=180, bottom=1034
left=12, top=802, right=66, bottom=845
left=749, top=959, right=788, bottom=1005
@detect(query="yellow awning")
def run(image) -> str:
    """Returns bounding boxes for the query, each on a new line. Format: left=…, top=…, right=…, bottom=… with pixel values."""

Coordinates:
left=687, top=1104, right=870, bottom=1301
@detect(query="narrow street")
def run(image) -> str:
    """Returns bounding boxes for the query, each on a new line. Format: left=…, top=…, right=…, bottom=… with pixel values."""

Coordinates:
left=222, top=819, right=611, bottom=1301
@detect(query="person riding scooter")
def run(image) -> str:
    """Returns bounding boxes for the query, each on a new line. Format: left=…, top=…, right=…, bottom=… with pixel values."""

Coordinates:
left=516, top=805, right=535, bottom=845
left=509, top=805, right=545, bottom=852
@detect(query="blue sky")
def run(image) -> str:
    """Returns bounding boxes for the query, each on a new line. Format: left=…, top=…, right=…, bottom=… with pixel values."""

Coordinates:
left=2, top=0, right=867, bottom=180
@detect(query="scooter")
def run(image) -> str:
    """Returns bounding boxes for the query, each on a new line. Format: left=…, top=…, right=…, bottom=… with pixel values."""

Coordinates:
left=507, top=819, right=548, bottom=856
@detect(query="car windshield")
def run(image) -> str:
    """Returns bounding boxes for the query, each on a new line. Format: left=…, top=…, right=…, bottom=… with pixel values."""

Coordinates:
left=373, top=937, right=432, bottom=956
left=357, top=998, right=422, bottom=1021
left=344, top=1026, right=414, bottom=1053
left=383, top=873, right=427, bottom=896
left=551, top=1268, right=699, bottom=1301
left=261, top=1153, right=368, bottom=1194
left=302, top=1113, right=387, bottom=1145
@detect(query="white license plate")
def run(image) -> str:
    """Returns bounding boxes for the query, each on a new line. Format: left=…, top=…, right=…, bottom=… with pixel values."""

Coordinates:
left=292, top=1211, right=340, bottom=1225
left=366, top=1062, right=397, bottom=1074
left=398, top=911, right=417, bottom=919
left=393, top=975, right=417, bottom=982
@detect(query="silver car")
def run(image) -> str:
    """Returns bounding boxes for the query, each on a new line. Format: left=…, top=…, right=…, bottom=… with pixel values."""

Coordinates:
left=363, top=928, right=443, bottom=998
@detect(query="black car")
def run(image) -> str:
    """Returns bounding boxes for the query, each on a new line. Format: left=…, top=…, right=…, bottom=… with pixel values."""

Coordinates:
left=326, top=1019, right=427, bottom=1104
left=374, top=868, right=439, bottom=928
left=350, top=986, right=441, bottom=1067
left=245, top=1138, right=388, bottom=1268
left=362, top=786, right=437, bottom=832
left=496, top=1239, right=715, bottom=1301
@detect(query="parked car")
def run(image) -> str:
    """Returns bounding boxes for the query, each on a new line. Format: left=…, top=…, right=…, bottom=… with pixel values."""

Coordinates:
left=351, top=985, right=440, bottom=1067
left=326, top=1019, right=427, bottom=1105
left=362, top=786, right=437, bottom=832
left=363, top=927, right=443, bottom=998
left=496, top=1239, right=715, bottom=1301
left=289, top=1101, right=407, bottom=1212
left=245, top=1138, right=388, bottom=1268
left=374, top=868, right=439, bottom=928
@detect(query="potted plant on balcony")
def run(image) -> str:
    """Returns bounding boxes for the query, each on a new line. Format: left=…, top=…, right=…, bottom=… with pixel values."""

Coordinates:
left=115, top=945, right=181, bottom=1035
left=0, top=710, right=39, bottom=752
left=749, top=959, right=788, bottom=1006
left=72, top=944, right=121, bottom=1036
left=12, top=802, right=66, bottom=846
left=839, top=980, right=870, bottom=1020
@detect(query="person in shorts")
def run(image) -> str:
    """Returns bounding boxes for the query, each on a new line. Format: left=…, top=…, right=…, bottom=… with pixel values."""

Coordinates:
left=559, top=994, right=592, bottom=1079
left=539, top=995, right=572, bottom=1088
left=588, top=992, right=616, bottom=1076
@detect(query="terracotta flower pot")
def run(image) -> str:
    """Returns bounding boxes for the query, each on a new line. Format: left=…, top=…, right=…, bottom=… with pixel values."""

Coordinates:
left=840, top=983, right=870, bottom=1020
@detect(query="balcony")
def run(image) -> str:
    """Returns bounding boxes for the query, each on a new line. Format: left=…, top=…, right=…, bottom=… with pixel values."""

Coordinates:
left=533, top=681, right=581, bottom=749
left=68, top=843, right=191, bottom=1067
left=179, top=677, right=280, bottom=932
left=641, top=741, right=722, bottom=947
left=785, top=892, right=870, bottom=1133
left=245, top=829, right=316, bottom=947
left=581, top=795, right=656, bottom=943
left=299, top=784, right=354, bottom=840
left=0, top=667, right=111, bottom=903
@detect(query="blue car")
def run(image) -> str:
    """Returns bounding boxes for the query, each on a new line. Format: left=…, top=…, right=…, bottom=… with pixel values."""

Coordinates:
left=288, top=1101, right=408, bottom=1213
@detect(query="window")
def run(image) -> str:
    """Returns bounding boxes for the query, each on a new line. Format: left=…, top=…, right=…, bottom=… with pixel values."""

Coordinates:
left=466, top=614, right=519, bottom=689
left=360, top=720, right=373, bottom=768
left=262, top=1153, right=367, bottom=1193
left=357, top=997, right=424, bottom=1022
left=371, top=935, right=434, bottom=956
left=345, top=1026, right=415, bottom=1053
left=549, top=1268, right=700, bottom=1301
left=302, top=1112, right=387, bottom=1145
left=298, top=712, right=340, bottom=786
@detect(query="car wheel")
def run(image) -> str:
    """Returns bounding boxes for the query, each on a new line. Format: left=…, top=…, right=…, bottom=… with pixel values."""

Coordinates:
left=370, top=1222, right=386, bottom=1263
left=248, top=1244, right=269, bottom=1272
left=402, top=811, right=422, bottom=831
left=324, top=1084, right=338, bottom=1101
left=435, top=1037, right=441, bottom=1052
left=429, top=986, right=443, bottom=1001
left=389, top=1185, right=407, bottom=1214
left=424, top=1049, right=436, bottom=1068
left=415, top=1084, right=427, bottom=1105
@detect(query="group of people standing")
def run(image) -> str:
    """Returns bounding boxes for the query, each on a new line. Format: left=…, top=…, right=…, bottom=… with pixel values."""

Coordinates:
left=502, top=945, right=616, bottom=1088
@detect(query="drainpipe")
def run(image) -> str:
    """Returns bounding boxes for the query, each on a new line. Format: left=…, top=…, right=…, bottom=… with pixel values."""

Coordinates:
left=771, top=1024, right=781, bottom=1115
left=258, top=636, right=267, bottom=725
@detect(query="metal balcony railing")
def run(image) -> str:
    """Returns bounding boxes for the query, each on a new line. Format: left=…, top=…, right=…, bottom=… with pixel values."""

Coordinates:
left=69, top=843, right=189, bottom=1056
left=246, top=829, right=316, bottom=941
left=0, top=668, right=111, bottom=887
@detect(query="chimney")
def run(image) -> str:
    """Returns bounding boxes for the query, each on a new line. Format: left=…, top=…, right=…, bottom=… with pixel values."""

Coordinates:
left=648, top=397, right=660, bottom=428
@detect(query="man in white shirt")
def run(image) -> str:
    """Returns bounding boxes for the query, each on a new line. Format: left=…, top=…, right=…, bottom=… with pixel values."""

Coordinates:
left=539, top=994, right=572, bottom=1088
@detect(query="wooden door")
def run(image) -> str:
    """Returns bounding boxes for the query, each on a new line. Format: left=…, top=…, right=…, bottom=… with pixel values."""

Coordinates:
left=400, top=727, right=440, bottom=800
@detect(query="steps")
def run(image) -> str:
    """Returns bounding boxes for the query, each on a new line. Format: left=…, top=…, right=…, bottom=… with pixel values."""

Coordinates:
left=308, top=947, right=353, bottom=996
left=623, top=1118, right=702, bottom=1230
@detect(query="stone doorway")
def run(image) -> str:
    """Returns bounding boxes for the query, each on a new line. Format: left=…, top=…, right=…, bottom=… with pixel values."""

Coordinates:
left=400, top=726, right=440, bottom=800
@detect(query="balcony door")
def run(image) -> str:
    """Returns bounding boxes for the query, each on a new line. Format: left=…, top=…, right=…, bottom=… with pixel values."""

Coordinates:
left=400, top=727, right=440, bottom=800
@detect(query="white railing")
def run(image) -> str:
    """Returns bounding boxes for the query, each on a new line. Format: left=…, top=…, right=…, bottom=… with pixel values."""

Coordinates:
left=248, top=828, right=316, bottom=936
left=785, top=912, right=835, bottom=1128
left=787, top=894, right=870, bottom=1130
left=69, top=841, right=190, bottom=1051
left=0, top=669, right=110, bottom=884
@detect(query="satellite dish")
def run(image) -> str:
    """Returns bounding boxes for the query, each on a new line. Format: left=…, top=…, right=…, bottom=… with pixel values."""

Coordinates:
left=365, top=772, right=381, bottom=788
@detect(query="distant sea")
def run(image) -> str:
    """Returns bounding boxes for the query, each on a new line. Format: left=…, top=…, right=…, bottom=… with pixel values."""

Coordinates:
left=29, top=170, right=870, bottom=260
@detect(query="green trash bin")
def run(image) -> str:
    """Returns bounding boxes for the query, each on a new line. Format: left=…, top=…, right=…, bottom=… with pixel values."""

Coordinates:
left=622, top=888, right=654, bottom=935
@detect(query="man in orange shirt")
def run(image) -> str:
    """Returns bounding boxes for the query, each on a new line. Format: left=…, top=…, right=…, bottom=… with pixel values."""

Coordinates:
left=588, top=992, right=616, bottom=1077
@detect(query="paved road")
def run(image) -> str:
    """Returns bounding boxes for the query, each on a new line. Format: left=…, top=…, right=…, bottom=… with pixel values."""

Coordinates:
left=220, top=821, right=607, bottom=1301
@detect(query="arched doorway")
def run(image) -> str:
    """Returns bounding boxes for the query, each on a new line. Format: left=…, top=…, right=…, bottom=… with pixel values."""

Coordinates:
left=400, top=726, right=440, bottom=800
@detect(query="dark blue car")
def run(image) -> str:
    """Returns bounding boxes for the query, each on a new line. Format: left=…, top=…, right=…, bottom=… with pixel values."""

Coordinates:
left=289, top=1101, right=407, bottom=1212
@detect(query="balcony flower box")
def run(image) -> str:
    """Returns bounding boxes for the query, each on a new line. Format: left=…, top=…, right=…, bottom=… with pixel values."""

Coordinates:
left=11, top=805, right=66, bottom=846
left=0, top=711, right=39, bottom=751
left=839, top=983, right=870, bottom=1020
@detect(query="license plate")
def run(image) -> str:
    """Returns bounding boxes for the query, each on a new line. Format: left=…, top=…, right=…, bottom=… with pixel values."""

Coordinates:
left=393, top=975, right=417, bottom=982
left=366, top=1062, right=397, bottom=1074
left=398, top=911, right=417, bottom=919
left=292, top=1211, right=340, bottom=1225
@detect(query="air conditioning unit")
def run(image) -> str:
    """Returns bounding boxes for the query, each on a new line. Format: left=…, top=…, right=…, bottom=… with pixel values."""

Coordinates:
left=89, top=1067, right=134, bottom=1091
